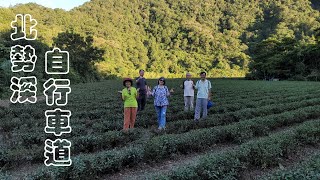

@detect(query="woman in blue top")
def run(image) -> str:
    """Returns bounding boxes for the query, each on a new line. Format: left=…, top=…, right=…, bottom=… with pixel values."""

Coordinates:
left=152, top=77, right=174, bottom=130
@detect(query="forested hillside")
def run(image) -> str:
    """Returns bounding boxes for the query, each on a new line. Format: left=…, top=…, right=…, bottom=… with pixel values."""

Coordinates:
left=0, top=0, right=319, bottom=84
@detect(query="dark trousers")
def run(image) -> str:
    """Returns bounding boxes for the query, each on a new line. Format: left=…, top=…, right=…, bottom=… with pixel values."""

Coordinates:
left=137, top=94, right=147, bottom=111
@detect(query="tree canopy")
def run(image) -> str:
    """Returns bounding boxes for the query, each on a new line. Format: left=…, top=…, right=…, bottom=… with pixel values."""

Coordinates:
left=0, top=0, right=319, bottom=82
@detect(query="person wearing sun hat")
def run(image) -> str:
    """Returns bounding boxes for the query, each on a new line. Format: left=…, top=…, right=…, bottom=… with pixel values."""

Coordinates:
left=121, top=78, right=139, bottom=131
left=151, top=77, right=174, bottom=131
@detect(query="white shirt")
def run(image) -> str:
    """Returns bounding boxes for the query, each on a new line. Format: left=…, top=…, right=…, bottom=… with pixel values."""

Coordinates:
left=184, top=80, right=194, bottom=97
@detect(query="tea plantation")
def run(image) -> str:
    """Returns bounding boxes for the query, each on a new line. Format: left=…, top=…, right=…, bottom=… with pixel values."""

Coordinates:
left=0, top=79, right=319, bottom=179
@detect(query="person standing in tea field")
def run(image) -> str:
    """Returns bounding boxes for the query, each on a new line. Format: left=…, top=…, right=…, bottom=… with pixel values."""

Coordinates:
left=135, top=70, right=148, bottom=111
left=122, top=78, right=139, bottom=131
left=194, top=72, right=212, bottom=122
left=180, top=72, right=195, bottom=112
left=151, top=77, right=174, bottom=131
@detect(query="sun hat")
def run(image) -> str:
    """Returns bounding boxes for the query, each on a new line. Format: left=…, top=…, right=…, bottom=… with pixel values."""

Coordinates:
left=123, top=78, right=133, bottom=86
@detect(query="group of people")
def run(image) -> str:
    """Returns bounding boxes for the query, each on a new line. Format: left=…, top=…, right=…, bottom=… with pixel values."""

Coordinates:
left=121, top=70, right=212, bottom=131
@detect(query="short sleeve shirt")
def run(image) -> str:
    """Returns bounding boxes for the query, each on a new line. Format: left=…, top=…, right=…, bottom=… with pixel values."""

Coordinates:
left=183, top=80, right=194, bottom=97
left=152, top=85, right=170, bottom=106
left=135, top=77, right=147, bottom=94
left=122, top=87, right=138, bottom=107
left=195, top=79, right=212, bottom=99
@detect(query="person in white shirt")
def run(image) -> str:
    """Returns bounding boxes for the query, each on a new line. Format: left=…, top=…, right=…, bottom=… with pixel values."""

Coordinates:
left=181, top=72, right=195, bottom=111
left=194, top=71, right=212, bottom=121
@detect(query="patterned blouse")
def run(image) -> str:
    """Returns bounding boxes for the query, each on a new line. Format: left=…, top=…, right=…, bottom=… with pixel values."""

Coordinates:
left=152, top=85, right=170, bottom=106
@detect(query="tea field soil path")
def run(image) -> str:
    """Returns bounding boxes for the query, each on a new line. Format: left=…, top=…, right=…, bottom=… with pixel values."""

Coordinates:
left=103, top=123, right=318, bottom=180
left=104, top=144, right=236, bottom=180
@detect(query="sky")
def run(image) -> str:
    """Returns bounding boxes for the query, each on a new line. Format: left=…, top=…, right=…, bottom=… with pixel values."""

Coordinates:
left=0, top=0, right=90, bottom=10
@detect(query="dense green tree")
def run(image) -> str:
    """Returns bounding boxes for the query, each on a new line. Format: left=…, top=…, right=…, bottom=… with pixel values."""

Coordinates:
left=53, top=31, right=105, bottom=82
left=0, top=0, right=319, bottom=81
left=248, top=35, right=320, bottom=81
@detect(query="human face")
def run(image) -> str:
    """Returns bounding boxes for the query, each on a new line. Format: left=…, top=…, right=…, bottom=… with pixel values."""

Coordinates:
left=139, top=70, right=144, bottom=77
left=186, top=74, right=192, bottom=79
left=159, top=79, right=164, bottom=85
left=125, top=81, right=132, bottom=88
left=200, top=73, right=206, bottom=80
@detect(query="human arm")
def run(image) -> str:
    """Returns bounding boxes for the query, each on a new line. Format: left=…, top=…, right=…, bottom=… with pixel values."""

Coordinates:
left=208, top=91, right=212, bottom=100
left=169, top=88, right=174, bottom=94
left=208, top=81, right=212, bottom=100
left=121, top=90, right=125, bottom=101
left=135, top=88, right=139, bottom=99
left=135, top=77, right=141, bottom=83
left=151, top=86, right=156, bottom=97
left=145, top=80, right=148, bottom=91
left=165, top=86, right=174, bottom=96
left=194, top=80, right=199, bottom=89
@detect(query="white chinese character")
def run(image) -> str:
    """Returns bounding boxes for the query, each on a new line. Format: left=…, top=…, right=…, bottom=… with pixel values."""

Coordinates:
left=45, top=48, right=69, bottom=74
left=45, top=108, right=72, bottom=136
left=43, top=78, right=71, bottom=106
left=44, top=139, right=72, bottom=166
left=10, top=76, right=37, bottom=103
left=10, top=45, right=37, bottom=72
left=11, top=14, right=37, bottom=41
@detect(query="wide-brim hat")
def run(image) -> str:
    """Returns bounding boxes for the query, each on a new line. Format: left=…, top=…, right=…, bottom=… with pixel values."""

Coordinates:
left=123, top=78, right=133, bottom=86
